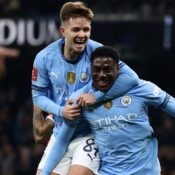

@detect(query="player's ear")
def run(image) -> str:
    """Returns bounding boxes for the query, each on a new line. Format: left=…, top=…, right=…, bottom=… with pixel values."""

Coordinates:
left=59, top=26, right=65, bottom=37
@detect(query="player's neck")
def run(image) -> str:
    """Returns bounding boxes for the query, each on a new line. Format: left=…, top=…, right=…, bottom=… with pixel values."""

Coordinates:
left=63, top=45, right=81, bottom=62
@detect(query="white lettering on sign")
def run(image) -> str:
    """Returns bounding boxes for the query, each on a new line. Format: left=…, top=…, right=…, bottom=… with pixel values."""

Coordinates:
left=0, top=19, right=60, bottom=46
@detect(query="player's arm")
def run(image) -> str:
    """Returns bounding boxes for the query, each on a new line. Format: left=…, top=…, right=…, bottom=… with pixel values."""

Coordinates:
left=33, top=105, right=55, bottom=144
left=40, top=89, right=85, bottom=174
left=160, top=94, right=175, bottom=116
left=41, top=117, right=78, bottom=175
left=77, top=61, right=139, bottom=105
left=144, top=81, right=175, bottom=117
left=31, top=53, right=63, bottom=117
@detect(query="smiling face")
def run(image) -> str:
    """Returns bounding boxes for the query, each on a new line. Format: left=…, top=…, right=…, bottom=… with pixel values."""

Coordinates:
left=60, top=17, right=91, bottom=60
left=92, top=57, right=119, bottom=92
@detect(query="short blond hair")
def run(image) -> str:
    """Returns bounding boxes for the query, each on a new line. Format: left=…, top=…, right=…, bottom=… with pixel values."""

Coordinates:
left=60, top=1, right=94, bottom=24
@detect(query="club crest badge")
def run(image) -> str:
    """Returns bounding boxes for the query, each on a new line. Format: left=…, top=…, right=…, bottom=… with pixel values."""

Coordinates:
left=121, top=96, right=132, bottom=106
left=66, top=72, right=76, bottom=84
left=80, top=72, right=89, bottom=83
left=104, top=101, right=113, bottom=109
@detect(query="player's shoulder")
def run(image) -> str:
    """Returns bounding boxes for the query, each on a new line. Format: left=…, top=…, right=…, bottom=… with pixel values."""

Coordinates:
left=87, top=39, right=102, bottom=47
left=134, top=79, right=155, bottom=89
left=131, top=79, right=161, bottom=96
left=86, top=39, right=103, bottom=55
left=139, top=80, right=158, bottom=89
left=35, top=39, right=62, bottom=61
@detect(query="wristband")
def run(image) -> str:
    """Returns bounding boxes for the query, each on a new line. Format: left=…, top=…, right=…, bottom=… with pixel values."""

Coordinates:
left=46, top=114, right=55, bottom=123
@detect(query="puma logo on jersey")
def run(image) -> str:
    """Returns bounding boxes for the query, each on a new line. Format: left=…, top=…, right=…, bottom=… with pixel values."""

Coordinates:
left=50, top=72, right=59, bottom=79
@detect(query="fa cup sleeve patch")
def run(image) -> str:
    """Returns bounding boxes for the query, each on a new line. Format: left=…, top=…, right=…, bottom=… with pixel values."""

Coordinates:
left=32, top=67, right=38, bottom=81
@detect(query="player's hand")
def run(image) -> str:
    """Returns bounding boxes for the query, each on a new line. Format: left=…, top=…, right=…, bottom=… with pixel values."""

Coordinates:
left=77, top=93, right=96, bottom=107
left=62, top=100, right=81, bottom=120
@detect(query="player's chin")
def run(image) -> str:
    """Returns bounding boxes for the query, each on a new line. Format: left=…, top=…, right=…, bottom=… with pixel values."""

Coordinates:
left=75, top=47, right=85, bottom=53
left=75, top=43, right=86, bottom=51
left=94, top=83, right=110, bottom=92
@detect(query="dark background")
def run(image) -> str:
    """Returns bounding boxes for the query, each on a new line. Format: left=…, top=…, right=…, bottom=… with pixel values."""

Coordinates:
left=0, top=0, right=175, bottom=174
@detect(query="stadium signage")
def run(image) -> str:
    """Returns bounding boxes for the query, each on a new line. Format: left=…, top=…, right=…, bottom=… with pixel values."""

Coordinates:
left=0, top=18, right=60, bottom=46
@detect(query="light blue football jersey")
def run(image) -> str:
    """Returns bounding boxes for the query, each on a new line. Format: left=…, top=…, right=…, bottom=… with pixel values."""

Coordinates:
left=32, top=38, right=102, bottom=136
left=31, top=37, right=139, bottom=135
left=32, top=38, right=141, bottom=175
left=40, top=80, right=175, bottom=175
left=32, top=38, right=101, bottom=119
left=82, top=80, right=175, bottom=175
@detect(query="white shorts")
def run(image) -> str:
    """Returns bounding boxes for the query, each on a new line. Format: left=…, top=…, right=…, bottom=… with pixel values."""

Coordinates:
left=38, top=134, right=100, bottom=175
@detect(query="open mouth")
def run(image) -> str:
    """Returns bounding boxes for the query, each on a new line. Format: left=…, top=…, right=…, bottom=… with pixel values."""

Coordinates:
left=96, top=80, right=110, bottom=88
left=74, top=38, right=86, bottom=47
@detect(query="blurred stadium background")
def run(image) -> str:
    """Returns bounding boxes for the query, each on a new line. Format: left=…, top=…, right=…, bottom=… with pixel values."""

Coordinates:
left=0, top=0, right=175, bottom=174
